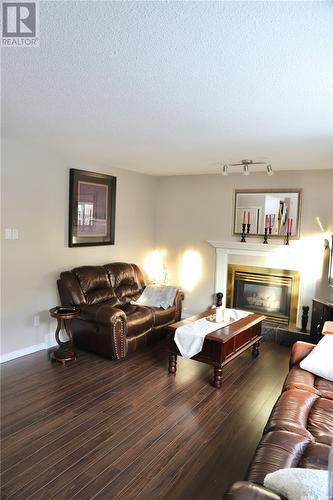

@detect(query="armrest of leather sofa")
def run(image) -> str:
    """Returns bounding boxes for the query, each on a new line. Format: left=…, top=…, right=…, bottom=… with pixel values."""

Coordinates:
left=174, top=290, right=184, bottom=322
left=95, top=304, right=128, bottom=360
left=224, top=481, right=281, bottom=500
left=289, top=341, right=315, bottom=369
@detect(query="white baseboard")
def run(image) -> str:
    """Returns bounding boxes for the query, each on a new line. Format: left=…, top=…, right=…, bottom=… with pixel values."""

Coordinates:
left=0, top=338, right=57, bottom=364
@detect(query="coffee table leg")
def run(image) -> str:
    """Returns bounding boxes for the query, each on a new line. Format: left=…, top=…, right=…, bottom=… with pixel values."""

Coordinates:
left=252, top=340, right=260, bottom=358
left=213, top=366, right=223, bottom=388
left=168, top=354, right=177, bottom=373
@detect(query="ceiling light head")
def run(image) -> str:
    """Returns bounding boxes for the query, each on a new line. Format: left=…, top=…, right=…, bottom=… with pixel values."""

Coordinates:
left=243, top=164, right=250, bottom=176
left=266, top=164, right=274, bottom=176
left=222, top=164, right=228, bottom=176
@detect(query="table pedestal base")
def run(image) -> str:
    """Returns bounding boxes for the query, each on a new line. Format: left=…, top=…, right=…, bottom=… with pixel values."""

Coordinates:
left=50, top=349, right=76, bottom=365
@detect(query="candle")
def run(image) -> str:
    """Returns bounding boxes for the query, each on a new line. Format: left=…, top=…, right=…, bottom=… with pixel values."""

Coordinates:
left=265, top=215, right=269, bottom=229
left=288, top=218, right=293, bottom=234
left=247, top=211, right=250, bottom=224
left=215, top=306, right=224, bottom=323
left=243, top=211, right=246, bottom=224
left=269, top=215, right=272, bottom=228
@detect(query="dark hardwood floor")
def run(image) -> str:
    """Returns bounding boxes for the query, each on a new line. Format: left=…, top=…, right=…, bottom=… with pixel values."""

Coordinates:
left=1, top=339, right=290, bottom=499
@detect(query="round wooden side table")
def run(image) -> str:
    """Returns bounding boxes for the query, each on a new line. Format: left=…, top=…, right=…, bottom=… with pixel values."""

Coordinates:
left=49, top=307, right=80, bottom=364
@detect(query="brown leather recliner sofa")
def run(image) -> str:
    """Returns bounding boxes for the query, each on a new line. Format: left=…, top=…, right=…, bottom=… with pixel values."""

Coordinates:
left=57, top=262, right=183, bottom=360
left=225, top=341, right=333, bottom=499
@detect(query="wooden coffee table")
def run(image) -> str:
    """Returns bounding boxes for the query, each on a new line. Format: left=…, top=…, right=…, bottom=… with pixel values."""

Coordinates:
left=167, top=309, right=265, bottom=388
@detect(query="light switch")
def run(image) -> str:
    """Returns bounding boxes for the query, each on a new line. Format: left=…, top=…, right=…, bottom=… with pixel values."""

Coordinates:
left=4, top=228, right=19, bottom=239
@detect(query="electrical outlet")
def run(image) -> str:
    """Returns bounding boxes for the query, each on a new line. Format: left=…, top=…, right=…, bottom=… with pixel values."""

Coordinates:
left=12, top=229, right=19, bottom=239
left=33, top=315, right=40, bottom=327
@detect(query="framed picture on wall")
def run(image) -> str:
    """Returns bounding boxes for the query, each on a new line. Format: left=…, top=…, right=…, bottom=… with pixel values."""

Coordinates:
left=329, top=235, right=333, bottom=288
left=69, top=169, right=116, bottom=247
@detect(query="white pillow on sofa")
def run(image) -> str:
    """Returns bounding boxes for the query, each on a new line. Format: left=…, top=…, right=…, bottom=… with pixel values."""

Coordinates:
left=300, top=334, right=333, bottom=382
left=264, top=468, right=329, bottom=500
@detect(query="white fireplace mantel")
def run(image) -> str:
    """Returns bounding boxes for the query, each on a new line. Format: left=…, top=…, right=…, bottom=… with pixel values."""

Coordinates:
left=207, top=240, right=305, bottom=326
left=207, top=240, right=299, bottom=255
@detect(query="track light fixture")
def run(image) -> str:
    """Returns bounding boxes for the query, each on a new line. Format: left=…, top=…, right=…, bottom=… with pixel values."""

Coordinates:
left=220, top=159, right=273, bottom=176
left=266, top=164, right=274, bottom=176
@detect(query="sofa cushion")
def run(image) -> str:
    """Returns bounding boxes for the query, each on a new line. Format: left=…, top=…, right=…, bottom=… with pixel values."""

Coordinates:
left=283, top=366, right=333, bottom=399
left=118, top=303, right=153, bottom=337
left=79, top=302, right=121, bottom=322
left=72, top=266, right=111, bottom=294
left=315, top=378, right=333, bottom=396
left=127, top=330, right=157, bottom=354
left=283, top=366, right=318, bottom=394
left=105, top=263, right=143, bottom=304
left=298, top=442, right=330, bottom=469
left=149, top=305, right=177, bottom=327
left=248, top=430, right=313, bottom=485
left=106, top=262, right=136, bottom=287
left=264, top=389, right=318, bottom=439
left=85, top=289, right=118, bottom=306
left=307, top=397, right=333, bottom=445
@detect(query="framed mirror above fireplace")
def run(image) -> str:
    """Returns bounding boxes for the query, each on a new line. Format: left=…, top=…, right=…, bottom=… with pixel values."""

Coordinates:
left=233, top=189, right=302, bottom=238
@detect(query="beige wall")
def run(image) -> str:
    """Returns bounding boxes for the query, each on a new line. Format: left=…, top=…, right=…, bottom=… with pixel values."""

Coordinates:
left=2, top=141, right=333, bottom=359
left=1, top=139, right=157, bottom=356
left=155, top=170, right=333, bottom=316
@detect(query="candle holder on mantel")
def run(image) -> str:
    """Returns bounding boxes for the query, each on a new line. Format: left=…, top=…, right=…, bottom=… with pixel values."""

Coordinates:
left=285, top=231, right=291, bottom=245
left=240, top=223, right=247, bottom=243
left=268, top=226, right=272, bottom=235
left=246, top=223, right=251, bottom=234
left=263, top=227, right=269, bottom=244
left=216, top=292, right=223, bottom=307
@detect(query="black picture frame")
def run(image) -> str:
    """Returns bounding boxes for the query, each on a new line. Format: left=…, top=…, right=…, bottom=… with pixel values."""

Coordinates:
left=329, top=235, right=333, bottom=288
left=69, top=169, right=116, bottom=247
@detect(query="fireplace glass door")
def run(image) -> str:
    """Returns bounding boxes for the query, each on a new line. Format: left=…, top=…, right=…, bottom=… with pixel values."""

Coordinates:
left=227, top=265, right=300, bottom=327
left=234, top=276, right=291, bottom=324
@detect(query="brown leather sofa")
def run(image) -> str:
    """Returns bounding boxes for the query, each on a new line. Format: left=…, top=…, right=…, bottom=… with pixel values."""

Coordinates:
left=225, top=341, right=333, bottom=499
left=57, top=262, right=183, bottom=360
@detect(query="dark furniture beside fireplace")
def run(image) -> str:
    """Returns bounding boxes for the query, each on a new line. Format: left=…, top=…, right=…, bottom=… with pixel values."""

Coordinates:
left=310, top=298, right=333, bottom=337
left=57, top=262, right=183, bottom=360
left=225, top=340, right=333, bottom=499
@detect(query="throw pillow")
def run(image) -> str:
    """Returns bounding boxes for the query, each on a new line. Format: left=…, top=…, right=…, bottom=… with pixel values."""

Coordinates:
left=264, top=468, right=329, bottom=500
left=300, top=334, right=333, bottom=382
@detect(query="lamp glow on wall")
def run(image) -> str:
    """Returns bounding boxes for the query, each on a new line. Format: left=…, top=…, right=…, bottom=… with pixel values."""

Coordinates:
left=180, top=250, right=202, bottom=291
left=144, top=250, right=168, bottom=284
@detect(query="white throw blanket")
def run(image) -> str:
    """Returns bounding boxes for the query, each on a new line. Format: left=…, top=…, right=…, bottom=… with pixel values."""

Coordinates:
left=132, top=285, right=178, bottom=310
left=174, top=309, right=250, bottom=359
left=264, top=468, right=329, bottom=500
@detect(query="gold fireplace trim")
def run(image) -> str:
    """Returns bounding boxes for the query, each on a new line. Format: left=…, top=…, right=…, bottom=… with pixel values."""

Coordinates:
left=226, top=264, right=300, bottom=328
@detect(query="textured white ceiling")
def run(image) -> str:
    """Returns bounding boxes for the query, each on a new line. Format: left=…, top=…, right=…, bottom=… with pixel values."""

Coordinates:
left=2, top=1, right=333, bottom=175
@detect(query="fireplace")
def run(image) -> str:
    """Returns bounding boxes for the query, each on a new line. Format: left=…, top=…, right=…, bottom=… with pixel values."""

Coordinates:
left=226, top=264, right=300, bottom=327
